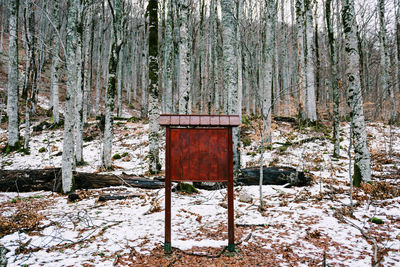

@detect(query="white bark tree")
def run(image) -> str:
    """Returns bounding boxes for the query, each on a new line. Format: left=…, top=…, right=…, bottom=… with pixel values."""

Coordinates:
left=304, top=0, right=317, bottom=121
left=296, top=0, right=307, bottom=119
left=22, top=0, right=36, bottom=151
left=62, top=0, right=79, bottom=193
left=342, top=0, right=371, bottom=186
left=162, top=0, right=173, bottom=114
left=148, top=0, right=160, bottom=174
left=6, top=0, right=20, bottom=150
left=50, top=0, right=60, bottom=124
left=378, top=0, right=396, bottom=122
left=177, top=0, right=191, bottom=114
left=102, top=0, right=123, bottom=169
left=326, top=0, right=340, bottom=157
left=221, top=0, right=240, bottom=172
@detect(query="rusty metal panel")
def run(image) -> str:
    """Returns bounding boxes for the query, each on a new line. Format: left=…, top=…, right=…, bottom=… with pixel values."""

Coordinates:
left=169, top=128, right=230, bottom=182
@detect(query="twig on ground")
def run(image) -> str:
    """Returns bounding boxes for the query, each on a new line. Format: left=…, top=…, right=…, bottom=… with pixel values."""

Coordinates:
left=167, top=255, right=182, bottom=267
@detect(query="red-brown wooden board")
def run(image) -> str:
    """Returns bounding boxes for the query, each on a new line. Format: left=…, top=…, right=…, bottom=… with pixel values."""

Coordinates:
left=169, top=128, right=230, bottom=182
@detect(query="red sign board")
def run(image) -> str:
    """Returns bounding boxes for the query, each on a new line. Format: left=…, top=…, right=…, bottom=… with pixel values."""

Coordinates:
left=169, top=128, right=230, bottom=182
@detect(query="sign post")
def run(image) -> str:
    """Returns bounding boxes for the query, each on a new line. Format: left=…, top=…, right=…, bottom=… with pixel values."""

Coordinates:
left=159, top=114, right=240, bottom=254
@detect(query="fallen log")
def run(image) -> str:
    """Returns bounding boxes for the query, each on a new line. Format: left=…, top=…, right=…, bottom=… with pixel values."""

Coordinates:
left=273, top=116, right=297, bottom=123
left=238, top=166, right=312, bottom=187
left=0, top=168, right=164, bottom=192
left=0, top=166, right=312, bottom=192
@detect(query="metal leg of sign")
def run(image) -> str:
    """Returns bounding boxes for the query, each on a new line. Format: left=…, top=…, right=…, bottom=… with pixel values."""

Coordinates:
left=165, top=175, right=172, bottom=254
left=227, top=128, right=235, bottom=252
left=165, top=127, right=172, bottom=254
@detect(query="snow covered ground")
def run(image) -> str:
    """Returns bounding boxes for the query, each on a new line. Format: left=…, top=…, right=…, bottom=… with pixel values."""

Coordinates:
left=1, top=117, right=399, bottom=266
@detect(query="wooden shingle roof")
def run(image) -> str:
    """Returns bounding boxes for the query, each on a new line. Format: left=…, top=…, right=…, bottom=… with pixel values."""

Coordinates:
left=158, top=114, right=240, bottom=127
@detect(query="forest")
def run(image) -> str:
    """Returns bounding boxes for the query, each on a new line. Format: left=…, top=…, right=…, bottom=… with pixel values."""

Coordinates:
left=0, top=0, right=399, bottom=266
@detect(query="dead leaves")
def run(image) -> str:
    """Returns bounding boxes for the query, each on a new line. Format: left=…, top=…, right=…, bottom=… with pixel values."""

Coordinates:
left=360, top=182, right=400, bottom=200
left=0, top=197, right=50, bottom=238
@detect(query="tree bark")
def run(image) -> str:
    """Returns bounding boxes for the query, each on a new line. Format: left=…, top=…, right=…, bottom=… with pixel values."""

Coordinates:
left=7, top=0, right=19, bottom=149
left=177, top=0, right=191, bottom=114
left=221, top=0, right=240, bottom=172
left=62, top=0, right=79, bottom=193
left=304, top=0, right=317, bottom=121
left=296, top=0, right=306, bottom=119
left=147, top=0, right=161, bottom=174
left=326, top=0, right=340, bottom=157
left=103, top=0, right=123, bottom=170
left=342, top=0, right=371, bottom=185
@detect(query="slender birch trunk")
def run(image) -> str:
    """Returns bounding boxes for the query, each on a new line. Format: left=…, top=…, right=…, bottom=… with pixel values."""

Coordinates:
left=62, top=0, right=79, bottom=193
left=237, top=0, right=242, bottom=119
left=95, top=2, right=104, bottom=115
left=296, top=0, right=306, bottom=119
left=378, top=0, right=396, bottom=122
left=326, top=0, right=340, bottom=157
left=102, top=0, right=123, bottom=169
left=117, top=46, right=123, bottom=117
left=263, top=0, right=275, bottom=144
left=304, top=0, right=317, bottom=121
left=7, top=0, right=19, bottom=149
left=50, top=1, right=60, bottom=124
left=141, top=24, right=148, bottom=118
left=177, top=0, right=191, bottom=114
left=74, top=2, right=84, bottom=164
left=342, top=0, right=371, bottom=185
left=221, top=0, right=240, bottom=172
left=148, top=0, right=160, bottom=174
left=281, top=0, right=289, bottom=116
left=22, top=0, right=36, bottom=151
left=163, top=0, right=173, bottom=113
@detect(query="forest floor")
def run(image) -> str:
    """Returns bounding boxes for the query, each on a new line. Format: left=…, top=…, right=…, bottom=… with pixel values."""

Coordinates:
left=1, top=101, right=400, bottom=266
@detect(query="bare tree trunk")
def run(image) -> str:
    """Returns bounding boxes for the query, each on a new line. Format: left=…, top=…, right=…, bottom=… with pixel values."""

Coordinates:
left=117, top=46, right=123, bottom=117
left=263, top=0, right=275, bottom=144
left=148, top=0, right=160, bottom=174
left=378, top=0, right=396, bottom=123
left=342, top=0, right=371, bottom=186
left=95, top=2, right=105, bottom=116
left=62, top=0, right=79, bottom=193
left=221, top=0, right=240, bottom=172
left=177, top=0, right=191, bottom=114
left=22, top=0, right=36, bottom=151
left=326, top=0, right=340, bottom=157
left=102, top=0, right=123, bottom=169
left=163, top=0, right=173, bottom=114
left=50, top=1, right=60, bottom=124
left=296, top=0, right=306, bottom=119
left=7, top=0, right=19, bottom=150
left=304, top=0, right=317, bottom=121
left=74, top=2, right=84, bottom=164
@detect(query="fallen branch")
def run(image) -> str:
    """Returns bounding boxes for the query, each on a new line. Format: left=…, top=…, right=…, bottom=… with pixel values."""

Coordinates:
left=167, top=255, right=182, bottom=267
left=98, top=194, right=141, bottom=201
left=236, top=223, right=270, bottom=227
left=341, top=216, right=381, bottom=266
left=170, top=233, right=252, bottom=258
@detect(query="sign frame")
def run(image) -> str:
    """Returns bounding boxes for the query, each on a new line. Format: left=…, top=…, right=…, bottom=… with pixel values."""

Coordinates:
left=159, top=114, right=239, bottom=254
